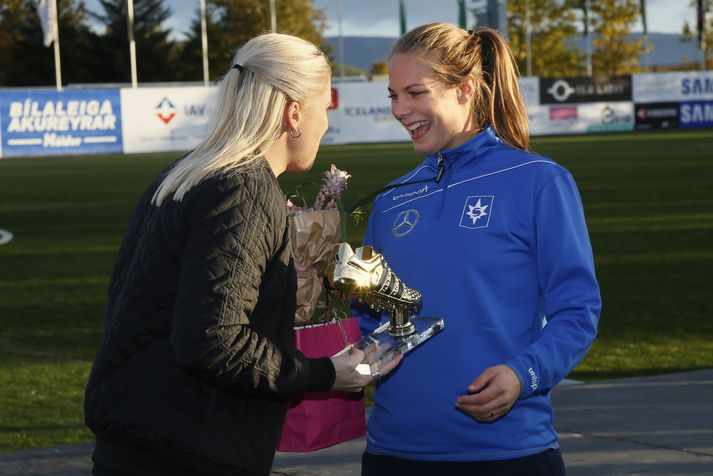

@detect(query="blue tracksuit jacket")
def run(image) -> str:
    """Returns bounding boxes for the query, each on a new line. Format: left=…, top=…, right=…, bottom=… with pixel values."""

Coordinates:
left=354, top=127, right=601, bottom=461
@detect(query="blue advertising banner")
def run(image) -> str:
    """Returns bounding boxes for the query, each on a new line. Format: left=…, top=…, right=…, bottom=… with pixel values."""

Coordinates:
left=679, top=100, right=713, bottom=129
left=0, top=89, right=123, bottom=157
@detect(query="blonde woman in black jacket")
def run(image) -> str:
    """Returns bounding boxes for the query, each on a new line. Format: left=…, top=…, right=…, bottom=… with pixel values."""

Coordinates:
left=84, top=32, right=391, bottom=476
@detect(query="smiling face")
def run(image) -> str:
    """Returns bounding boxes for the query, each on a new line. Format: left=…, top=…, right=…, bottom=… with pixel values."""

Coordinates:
left=388, top=52, right=476, bottom=155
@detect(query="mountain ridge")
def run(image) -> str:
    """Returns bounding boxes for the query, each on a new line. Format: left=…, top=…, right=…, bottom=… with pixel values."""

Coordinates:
left=323, top=33, right=703, bottom=73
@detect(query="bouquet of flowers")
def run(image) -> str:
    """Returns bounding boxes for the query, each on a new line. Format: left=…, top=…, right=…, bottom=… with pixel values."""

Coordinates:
left=287, top=164, right=351, bottom=326
left=281, top=164, right=392, bottom=452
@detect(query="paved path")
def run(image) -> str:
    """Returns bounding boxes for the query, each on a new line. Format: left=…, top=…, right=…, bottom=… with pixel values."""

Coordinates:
left=1, top=370, right=711, bottom=475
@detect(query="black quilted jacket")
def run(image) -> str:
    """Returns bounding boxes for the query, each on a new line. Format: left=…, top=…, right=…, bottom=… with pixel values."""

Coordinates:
left=84, top=159, right=335, bottom=476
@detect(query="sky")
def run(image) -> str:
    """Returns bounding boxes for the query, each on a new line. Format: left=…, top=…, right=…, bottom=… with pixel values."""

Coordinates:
left=83, top=0, right=697, bottom=40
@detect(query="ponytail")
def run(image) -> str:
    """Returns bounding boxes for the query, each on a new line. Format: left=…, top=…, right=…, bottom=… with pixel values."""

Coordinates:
left=475, top=28, right=529, bottom=151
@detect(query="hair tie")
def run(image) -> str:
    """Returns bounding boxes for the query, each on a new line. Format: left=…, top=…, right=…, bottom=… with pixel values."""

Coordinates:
left=468, top=29, right=481, bottom=48
left=232, top=63, right=244, bottom=73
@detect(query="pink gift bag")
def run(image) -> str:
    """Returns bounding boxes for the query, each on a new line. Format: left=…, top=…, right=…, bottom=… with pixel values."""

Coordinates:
left=277, top=317, right=366, bottom=452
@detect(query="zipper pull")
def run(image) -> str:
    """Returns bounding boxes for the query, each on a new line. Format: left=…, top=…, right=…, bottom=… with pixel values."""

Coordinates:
left=435, top=152, right=445, bottom=183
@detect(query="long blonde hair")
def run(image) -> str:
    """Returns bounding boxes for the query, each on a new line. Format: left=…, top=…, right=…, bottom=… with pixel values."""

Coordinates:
left=152, top=32, right=330, bottom=206
left=393, top=23, right=529, bottom=151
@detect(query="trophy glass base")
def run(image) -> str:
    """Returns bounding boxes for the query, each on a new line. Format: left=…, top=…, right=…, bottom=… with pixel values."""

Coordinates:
left=338, top=316, right=444, bottom=377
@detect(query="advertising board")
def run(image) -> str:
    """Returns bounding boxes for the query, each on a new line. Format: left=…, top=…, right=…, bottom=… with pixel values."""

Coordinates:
left=0, top=89, right=122, bottom=157
left=527, top=102, right=634, bottom=135
left=634, top=102, right=679, bottom=130
left=633, top=72, right=713, bottom=103
left=679, top=100, right=713, bottom=128
left=324, top=81, right=407, bottom=145
left=540, top=76, right=632, bottom=105
left=121, top=86, right=217, bottom=153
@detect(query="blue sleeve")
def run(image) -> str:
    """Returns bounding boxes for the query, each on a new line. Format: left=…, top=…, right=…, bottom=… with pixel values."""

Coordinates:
left=506, top=172, right=601, bottom=399
left=350, top=206, right=386, bottom=336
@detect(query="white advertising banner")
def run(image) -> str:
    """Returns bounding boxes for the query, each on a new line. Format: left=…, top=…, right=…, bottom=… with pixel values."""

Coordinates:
left=528, top=104, right=579, bottom=135
left=6, top=71, right=713, bottom=158
left=580, top=102, right=635, bottom=132
left=528, top=102, right=634, bottom=136
left=633, top=72, right=713, bottom=103
left=121, top=86, right=217, bottom=153
left=324, top=78, right=540, bottom=145
left=323, top=81, right=406, bottom=145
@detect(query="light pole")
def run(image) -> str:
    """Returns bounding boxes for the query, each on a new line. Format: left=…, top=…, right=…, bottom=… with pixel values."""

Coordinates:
left=336, top=0, right=345, bottom=79
left=127, top=0, right=138, bottom=88
left=200, top=0, right=209, bottom=85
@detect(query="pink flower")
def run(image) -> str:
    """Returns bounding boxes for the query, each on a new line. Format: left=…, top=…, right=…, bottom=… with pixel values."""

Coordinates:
left=287, top=164, right=351, bottom=215
left=312, top=165, right=350, bottom=210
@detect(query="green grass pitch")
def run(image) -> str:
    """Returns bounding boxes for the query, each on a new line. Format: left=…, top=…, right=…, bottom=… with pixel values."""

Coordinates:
left=1, top=129, right=712, bottom=452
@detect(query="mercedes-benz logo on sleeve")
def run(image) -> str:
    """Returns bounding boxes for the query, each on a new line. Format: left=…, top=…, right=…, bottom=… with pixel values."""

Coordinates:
left=392, top=209, right=419, bottom=237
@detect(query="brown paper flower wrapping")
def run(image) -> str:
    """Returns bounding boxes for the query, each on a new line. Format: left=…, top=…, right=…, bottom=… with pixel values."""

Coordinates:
left=290, top=209, right=342, bottom=325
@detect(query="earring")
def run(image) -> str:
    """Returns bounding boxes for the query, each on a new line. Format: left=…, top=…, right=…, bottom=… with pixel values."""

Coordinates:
left=289, top=127, right=302, bottom=138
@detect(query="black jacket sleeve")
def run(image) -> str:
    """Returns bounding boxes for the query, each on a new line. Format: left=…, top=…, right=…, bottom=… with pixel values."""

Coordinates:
left=170, top=170, right=334, bottom=398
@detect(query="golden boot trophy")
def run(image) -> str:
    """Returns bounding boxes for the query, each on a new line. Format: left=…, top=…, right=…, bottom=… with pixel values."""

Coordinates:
left=327, top=243, right=444, bottom=379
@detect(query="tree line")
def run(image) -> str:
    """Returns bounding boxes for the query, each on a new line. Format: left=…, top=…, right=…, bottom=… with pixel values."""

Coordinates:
left=1, top=0, right=710, bottom=88
left=508, top=0, right=712, bottom=77
left=0, top=0, right=325, bottom=87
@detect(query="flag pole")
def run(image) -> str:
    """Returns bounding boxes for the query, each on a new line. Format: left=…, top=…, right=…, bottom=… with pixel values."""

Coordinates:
left=336, top=0, right=345, bottom=79
left=704, top=10, right=709, bottom=71
left=200, top=0, right=209, bottom=85
left=584, top=0, right=592, bottom=76
left=525, top=0, right=532, bottom=77
left=270, top=0, right=277, bottom=31
left=127, top=0, right=138, bottom=88
left=399, top=0, right=406, bottom=36
left=51, top=0, right=62, bottom=91
left=457, top=0, right=466, bottom=29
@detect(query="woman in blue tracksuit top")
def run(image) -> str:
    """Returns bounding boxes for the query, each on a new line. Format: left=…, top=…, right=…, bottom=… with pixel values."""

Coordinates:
left=355, top=24, right=601, bottom=476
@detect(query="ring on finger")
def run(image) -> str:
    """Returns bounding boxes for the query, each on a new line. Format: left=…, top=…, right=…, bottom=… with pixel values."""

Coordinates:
left=373, top=371, right=381, bottom=382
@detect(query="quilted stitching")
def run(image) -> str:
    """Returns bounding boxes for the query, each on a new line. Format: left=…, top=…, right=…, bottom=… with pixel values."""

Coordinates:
left=85, top=161, right=304, bottom=475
